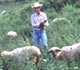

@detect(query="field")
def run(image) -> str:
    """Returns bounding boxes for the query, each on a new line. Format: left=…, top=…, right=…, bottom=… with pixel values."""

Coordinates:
left=0, top=0, right=80, bottom=70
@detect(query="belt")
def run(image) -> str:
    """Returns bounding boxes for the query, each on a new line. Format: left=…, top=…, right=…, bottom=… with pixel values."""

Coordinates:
left=33, top=27, right=45, bottom=31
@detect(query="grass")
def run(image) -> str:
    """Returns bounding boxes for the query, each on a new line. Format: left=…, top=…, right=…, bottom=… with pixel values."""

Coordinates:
left=0, top=1, right=80, bottom=70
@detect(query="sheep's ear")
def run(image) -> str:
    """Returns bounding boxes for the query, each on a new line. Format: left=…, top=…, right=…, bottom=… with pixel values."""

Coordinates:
left=55, top=49, right=61, bottom=52
left=0, top=51, right=1, bottom=57
left=47, top=50, right=54, bottom=55
left=47, top=50, right=53, bottom=54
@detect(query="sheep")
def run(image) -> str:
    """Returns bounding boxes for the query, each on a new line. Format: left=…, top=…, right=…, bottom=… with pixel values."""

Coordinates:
left=56, top=43, right=80, bottom=65
left=0, top=46, right=41, bottom=68
left=52, top=17, right=70, bottom=23
left=7, top=31, right=18, bottom=39
left=48, top=43, right=80, bottom=67
left=0, top=10, right=7, bottom=15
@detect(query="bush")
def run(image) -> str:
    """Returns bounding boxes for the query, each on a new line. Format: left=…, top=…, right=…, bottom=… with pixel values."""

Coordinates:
left=0, top=1, right=80, bottom=70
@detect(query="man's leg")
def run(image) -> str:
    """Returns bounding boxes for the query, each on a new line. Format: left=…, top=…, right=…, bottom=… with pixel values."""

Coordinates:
left=40, top=30, right=48, bottom=51
left=33, top=31, right=40, bottom=48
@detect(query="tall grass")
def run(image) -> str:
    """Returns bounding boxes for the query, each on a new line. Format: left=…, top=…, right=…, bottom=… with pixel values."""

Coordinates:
left=0, top=1, right=80, bottom=70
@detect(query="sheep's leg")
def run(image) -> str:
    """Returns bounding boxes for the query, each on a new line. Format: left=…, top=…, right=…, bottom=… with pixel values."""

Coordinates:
left=77, top=54, right=80, bottom=69
left=31, top=56, right=36, bottom=65
left=2, top=59, right=10, bottom=70
left=64, top=55, right=72, bottom=70
left=66, top=61, right=73, bottom=70
left=35, top=55, right=40, bottom=70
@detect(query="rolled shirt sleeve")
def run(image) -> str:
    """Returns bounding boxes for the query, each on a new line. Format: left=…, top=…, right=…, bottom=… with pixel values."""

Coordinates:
left=43, top=13, right=49, bottom=26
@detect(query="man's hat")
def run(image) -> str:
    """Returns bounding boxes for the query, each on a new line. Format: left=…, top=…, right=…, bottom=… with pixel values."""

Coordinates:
left=31, top=2, right=43, bottom=8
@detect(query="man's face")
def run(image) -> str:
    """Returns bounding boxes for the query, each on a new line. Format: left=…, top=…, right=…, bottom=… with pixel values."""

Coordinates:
left=34, top=7, right=40, bottom=14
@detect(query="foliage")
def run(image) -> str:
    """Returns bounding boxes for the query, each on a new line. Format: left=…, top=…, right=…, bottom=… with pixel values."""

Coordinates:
left=0, top=0, right=80, bottom=70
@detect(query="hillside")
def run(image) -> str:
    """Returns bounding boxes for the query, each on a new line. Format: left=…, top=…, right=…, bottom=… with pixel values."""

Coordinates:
left=0, top=0, right=80, bottom=70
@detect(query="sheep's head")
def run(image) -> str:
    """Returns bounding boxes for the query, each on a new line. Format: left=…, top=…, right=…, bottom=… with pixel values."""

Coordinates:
left=7, top=31, right=18, bottom=40
left=48, top=47, right=61, bottom=58
left=1, top=51, right=10, bottom=57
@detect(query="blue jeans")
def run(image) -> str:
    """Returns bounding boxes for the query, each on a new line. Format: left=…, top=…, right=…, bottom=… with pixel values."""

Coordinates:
left=33, top=30, right=48, bottom=51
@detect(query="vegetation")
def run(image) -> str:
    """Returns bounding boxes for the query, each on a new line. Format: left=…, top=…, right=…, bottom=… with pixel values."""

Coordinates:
left=0, top=0, right=80, bottom=70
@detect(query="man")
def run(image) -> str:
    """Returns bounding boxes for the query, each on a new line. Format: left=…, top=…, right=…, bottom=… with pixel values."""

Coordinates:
left=31, top=2, right=49, bottom=52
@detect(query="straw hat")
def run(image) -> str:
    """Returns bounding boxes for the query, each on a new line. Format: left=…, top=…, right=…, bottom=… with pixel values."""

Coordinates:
left=31, top=2, right=43, bottom=8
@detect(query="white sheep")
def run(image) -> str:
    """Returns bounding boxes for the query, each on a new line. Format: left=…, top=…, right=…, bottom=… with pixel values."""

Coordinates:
left=1, top=46, right=41, bottom=67
left=56, top=43, right=80, bottom=65
left=0, top=10, right=7, bottom=15
left=7, top=31, right=18, bottom=39
left=48, top=43, right=80, bottom=67
left=53, top=17, right=70, bottom=23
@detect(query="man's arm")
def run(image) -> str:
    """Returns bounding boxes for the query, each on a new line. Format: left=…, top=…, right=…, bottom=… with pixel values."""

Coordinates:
left=38, top=13, right=48, bottom=29
left=31, top=15, right=40, bottom=28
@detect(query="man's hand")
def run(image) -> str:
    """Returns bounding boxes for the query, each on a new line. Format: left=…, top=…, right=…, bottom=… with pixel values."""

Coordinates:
left=38, top=20, right=47, bottom=29
left=40, top=21, right=44, bottom=24
left=39, top=22, right=44, bottom=29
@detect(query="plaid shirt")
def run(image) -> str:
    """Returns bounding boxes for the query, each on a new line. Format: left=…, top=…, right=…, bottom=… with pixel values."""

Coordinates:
left=31, top=11, right=48, bottom=30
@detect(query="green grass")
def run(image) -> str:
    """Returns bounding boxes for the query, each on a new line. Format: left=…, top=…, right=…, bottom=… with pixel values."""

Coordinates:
left=0, top=0, right=80, bottom=70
